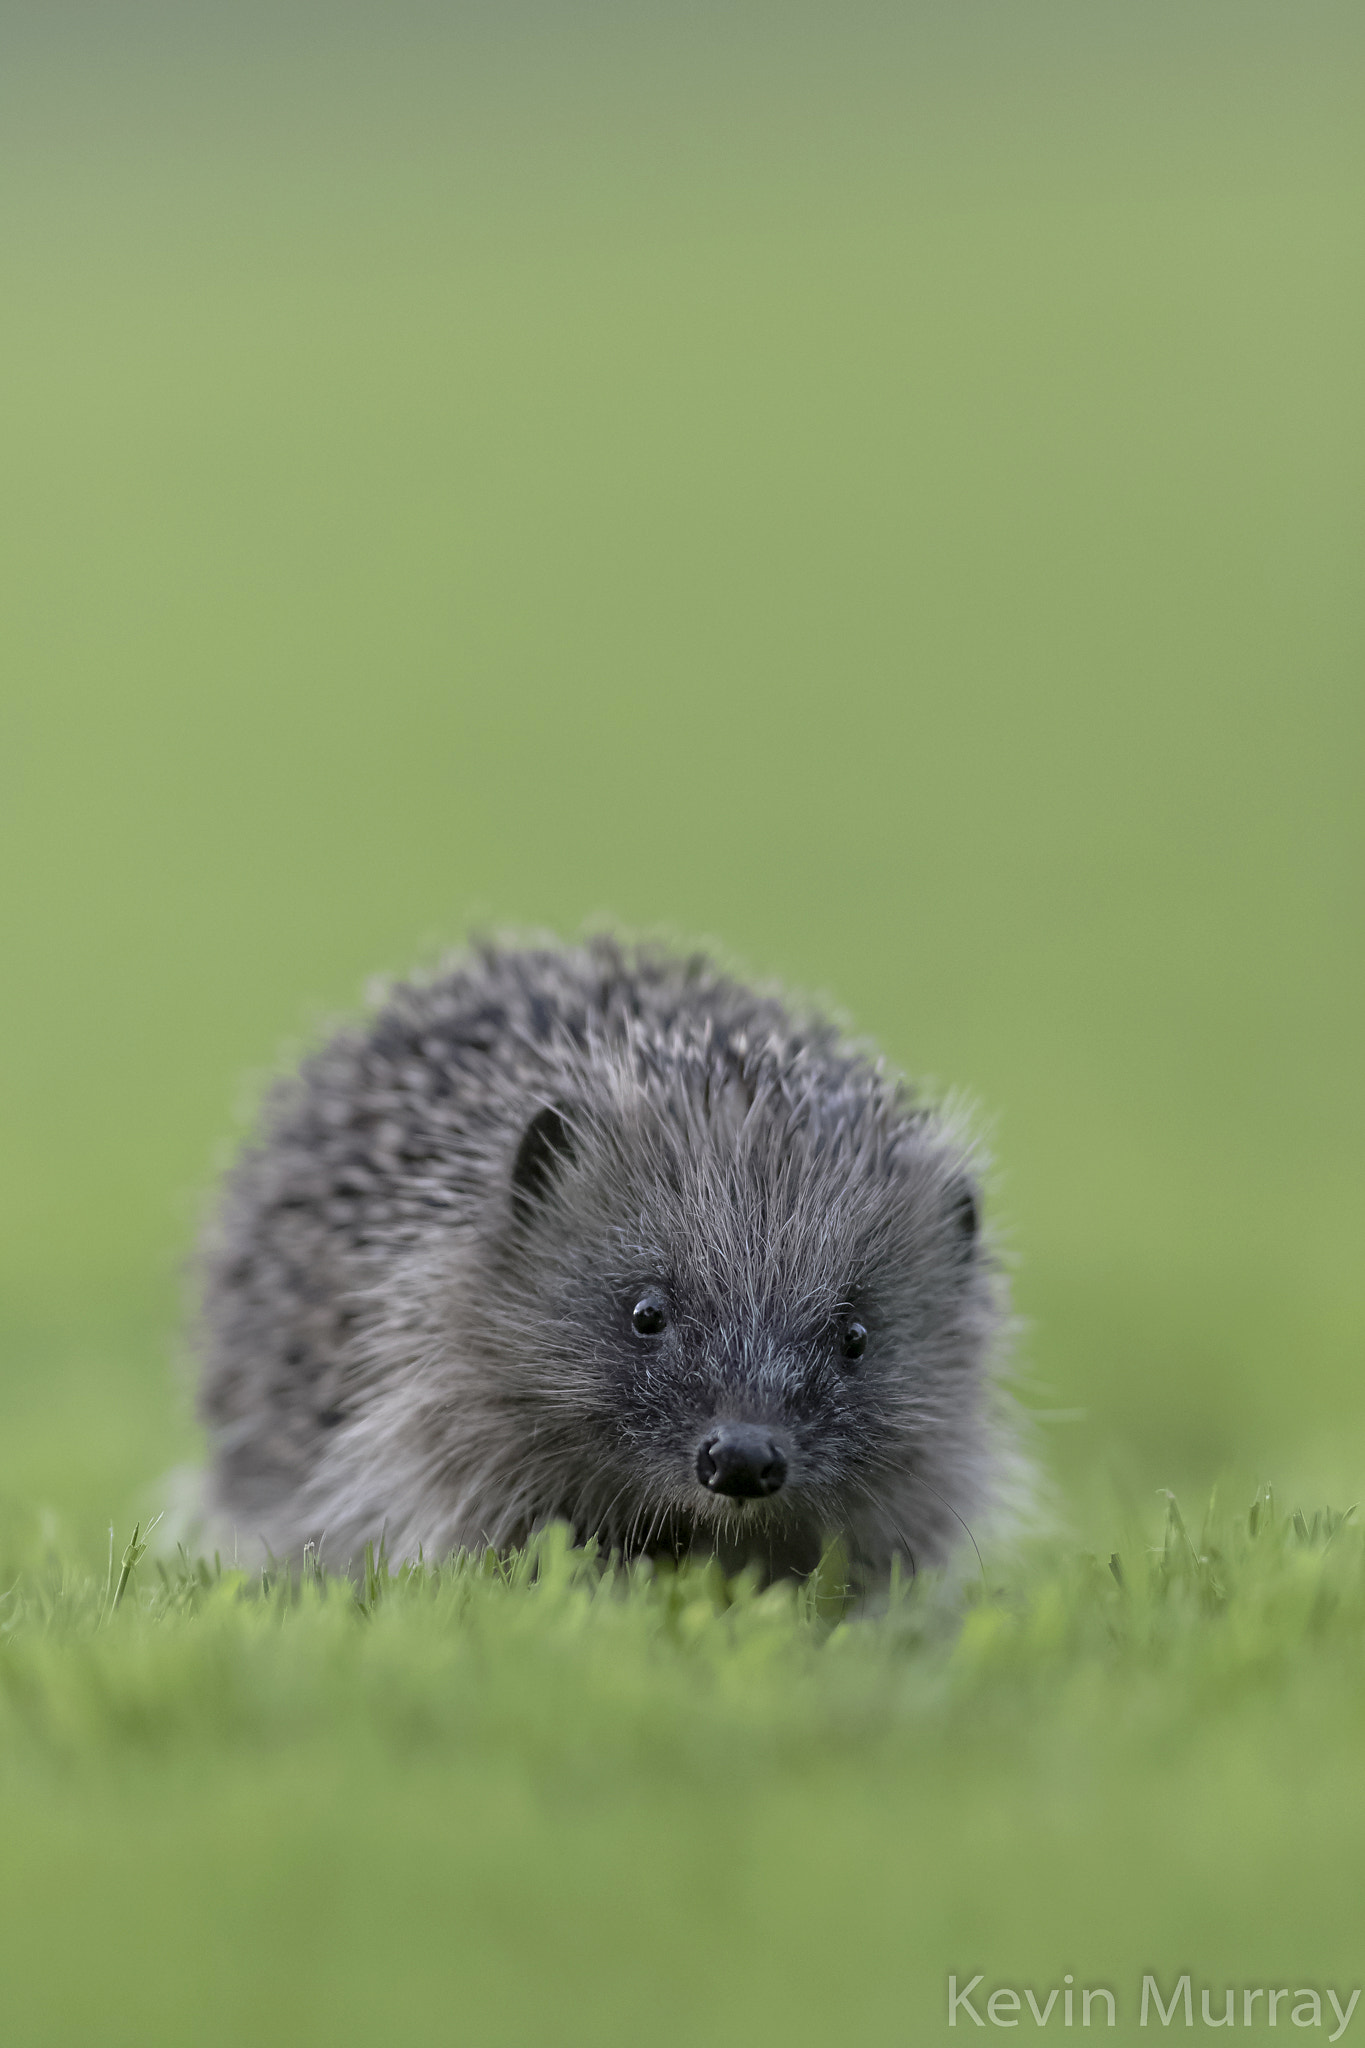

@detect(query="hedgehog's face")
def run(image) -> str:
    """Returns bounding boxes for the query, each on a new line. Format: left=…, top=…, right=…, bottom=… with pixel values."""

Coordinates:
left=490, top=1080, right=996, bottom=1577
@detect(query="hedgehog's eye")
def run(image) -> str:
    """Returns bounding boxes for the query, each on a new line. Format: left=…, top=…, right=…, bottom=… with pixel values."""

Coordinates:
left=631, top=1295, right=669, bottom=1338
left=842, top=1321, right=867, bottom=1364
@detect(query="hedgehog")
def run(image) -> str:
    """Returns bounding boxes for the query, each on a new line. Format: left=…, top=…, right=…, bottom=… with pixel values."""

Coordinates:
left=196, top=937, right=1018, bottom=1580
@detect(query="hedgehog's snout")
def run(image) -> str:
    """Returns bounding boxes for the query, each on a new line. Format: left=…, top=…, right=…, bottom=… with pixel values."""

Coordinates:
left=695, top=1423, right=788, bottom=1499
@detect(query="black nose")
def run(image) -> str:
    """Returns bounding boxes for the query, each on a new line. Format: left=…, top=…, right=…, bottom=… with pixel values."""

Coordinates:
left=695, top=1423, right=788, bottom=1499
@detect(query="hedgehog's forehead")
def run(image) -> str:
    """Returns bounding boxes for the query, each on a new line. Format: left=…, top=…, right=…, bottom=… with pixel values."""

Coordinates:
left=575, top=1064, right=912, bottom=1301
left=601, top=1161, right=860, bottom=1314
left=664, top=1172, right=861, bottom=1317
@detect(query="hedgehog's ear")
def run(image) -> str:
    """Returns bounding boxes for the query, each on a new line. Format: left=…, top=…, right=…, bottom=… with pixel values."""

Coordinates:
left=510, top=1103, right=577, bottom=1223
left=950, top=1181, right=980, bottom=1254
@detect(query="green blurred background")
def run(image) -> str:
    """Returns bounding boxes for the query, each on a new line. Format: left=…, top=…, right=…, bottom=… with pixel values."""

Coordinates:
left=1, top=2, right=1361, bottom=1537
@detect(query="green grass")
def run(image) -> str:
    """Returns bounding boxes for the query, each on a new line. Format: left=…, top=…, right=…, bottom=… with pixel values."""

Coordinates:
left=1, top=6, right=1363, bottom=2041
left=3, top=1495, right=1365, bottom=2044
